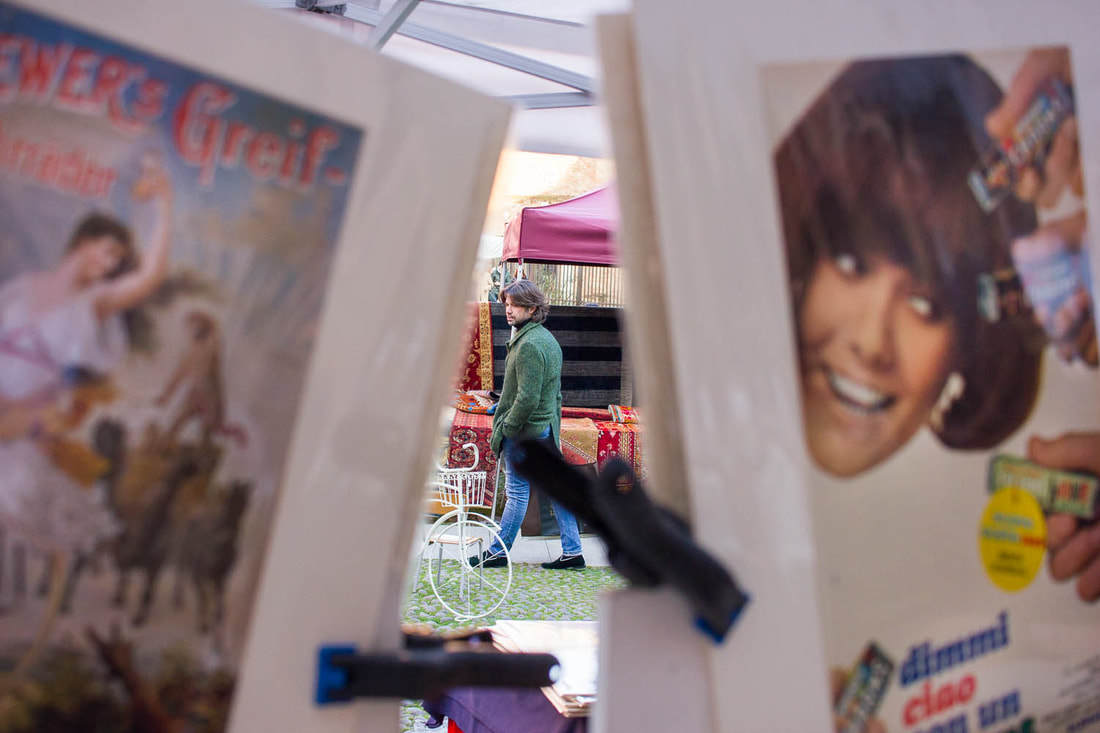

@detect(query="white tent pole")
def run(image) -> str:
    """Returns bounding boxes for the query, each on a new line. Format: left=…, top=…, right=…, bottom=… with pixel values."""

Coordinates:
left=367, top=0, right=421, bottom=49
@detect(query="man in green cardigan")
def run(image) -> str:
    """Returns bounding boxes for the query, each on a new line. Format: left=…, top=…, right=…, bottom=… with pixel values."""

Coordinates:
left=471, top=279, right=585, bottom=570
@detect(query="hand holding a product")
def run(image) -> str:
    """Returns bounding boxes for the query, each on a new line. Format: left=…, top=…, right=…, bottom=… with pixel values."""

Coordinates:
left=986, top=48, right=1080, bottom=208
left=1029, top=432, right=1100, bottom=601
left=1012, top=211, right=1097, bottom=366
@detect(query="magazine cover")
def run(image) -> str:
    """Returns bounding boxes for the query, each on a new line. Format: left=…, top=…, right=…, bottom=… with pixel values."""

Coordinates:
left=765, top=47, right=1100, bottom=733
left=0, top=2, right=363, bottom=729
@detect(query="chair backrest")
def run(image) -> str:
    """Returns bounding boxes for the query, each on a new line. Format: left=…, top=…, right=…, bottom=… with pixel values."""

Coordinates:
left=433, top=441, right=490, bottom=512
left=457, top=470, right=489, bottom=509
left=433, top=470, right=490, bottom=508
left=427, top=477, right=466, bottom=514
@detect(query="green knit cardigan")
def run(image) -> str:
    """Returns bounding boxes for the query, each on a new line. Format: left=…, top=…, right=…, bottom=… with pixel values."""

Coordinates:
left=490, top=320, right=563, bottom=457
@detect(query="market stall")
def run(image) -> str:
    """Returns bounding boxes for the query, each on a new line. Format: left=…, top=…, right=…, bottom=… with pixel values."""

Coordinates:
left=501, top=186, right=619, bottom=266
left=449, top=188, right=643, bottom=535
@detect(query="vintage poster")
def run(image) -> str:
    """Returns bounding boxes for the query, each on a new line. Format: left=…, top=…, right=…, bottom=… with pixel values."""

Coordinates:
left=0, top=2, right=362, bottom=730
left=604, top=1, right=1100, bottom=730
left=765, top=47, right=1100, bottom=732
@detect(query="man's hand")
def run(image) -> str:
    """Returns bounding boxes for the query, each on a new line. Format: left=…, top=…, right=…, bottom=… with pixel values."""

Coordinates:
left=830, top=668, right=887, bottom=733
left=986, top=48, right=1081, bottom=209
left=1029, top=432, right=1100, bottom=601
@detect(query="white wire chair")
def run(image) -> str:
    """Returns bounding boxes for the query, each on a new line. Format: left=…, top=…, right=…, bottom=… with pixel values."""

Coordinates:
left=414, top=443, right=511, bottom=620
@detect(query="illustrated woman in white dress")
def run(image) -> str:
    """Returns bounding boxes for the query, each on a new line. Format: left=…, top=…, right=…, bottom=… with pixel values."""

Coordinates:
left=0, top=154, right=173, bottom=562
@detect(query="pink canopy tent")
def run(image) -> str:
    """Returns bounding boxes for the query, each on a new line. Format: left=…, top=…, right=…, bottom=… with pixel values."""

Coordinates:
left=501, top=186, right=619, bottom=266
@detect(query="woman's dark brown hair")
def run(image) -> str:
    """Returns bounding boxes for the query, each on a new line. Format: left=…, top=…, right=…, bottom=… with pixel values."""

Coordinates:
left=66, top=212, right=154, bottom=351
left=775, top=54, right=1045, bottom=449
left=66, top=213, right=138, bottom=279
left=501, top=279, right=550, bottom=323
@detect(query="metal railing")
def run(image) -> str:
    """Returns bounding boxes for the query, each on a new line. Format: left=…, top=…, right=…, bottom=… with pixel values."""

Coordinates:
left=508, top=262, right=625, bottom=308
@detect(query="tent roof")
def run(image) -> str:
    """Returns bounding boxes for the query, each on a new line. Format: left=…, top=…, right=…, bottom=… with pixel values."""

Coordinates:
left=260, top=0, right=628, bottom=156
left=502, top=186, right=618, bottom=265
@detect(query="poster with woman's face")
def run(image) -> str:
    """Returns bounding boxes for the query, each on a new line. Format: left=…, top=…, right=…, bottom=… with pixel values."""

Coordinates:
left=772, top=50, right=1092, bottom=480
left=765, top=47, right=1100, bottom=732
left=0, top=3, right=361, bottom=729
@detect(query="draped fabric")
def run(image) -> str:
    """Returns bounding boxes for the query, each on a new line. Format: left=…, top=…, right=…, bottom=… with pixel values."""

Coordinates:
left=456, top=302, right=494, bottom=392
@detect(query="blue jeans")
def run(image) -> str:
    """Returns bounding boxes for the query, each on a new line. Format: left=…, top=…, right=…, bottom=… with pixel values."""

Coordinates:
left=489, top=430, right=583, bottom=557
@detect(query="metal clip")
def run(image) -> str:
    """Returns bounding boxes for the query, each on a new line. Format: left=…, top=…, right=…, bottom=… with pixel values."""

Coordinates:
left=514, top=439, right=750, bottom=643
left=314, top=641, right=559, bottom=704
left=295, top=0, right=347, bottom=15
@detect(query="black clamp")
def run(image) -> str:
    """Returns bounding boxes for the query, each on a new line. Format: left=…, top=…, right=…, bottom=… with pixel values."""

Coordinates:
left=315, top=629, right=559, bottom=704
left=295, top=0, right=347, bottom=15
left=514, top=439, right=750, bottom=643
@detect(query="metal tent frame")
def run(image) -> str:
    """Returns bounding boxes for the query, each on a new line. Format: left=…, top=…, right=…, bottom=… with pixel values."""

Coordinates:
left=255, top=0, right=625, bottom=155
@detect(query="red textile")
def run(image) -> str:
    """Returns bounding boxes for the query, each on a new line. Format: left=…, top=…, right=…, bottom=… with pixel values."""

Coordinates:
left=456, top=302, right=494, bottom=392
left=449, top=410, right=498, bottom=499
left=595, top=421, right=645, bottom=480
left=561, top=406, right=612, bottom=420
left=447, top=413, right=646, bottom=501
left=607, top=404, right=640, bottom=424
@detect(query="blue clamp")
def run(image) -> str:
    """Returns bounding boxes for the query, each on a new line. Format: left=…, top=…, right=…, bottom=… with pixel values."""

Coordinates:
left=315, top=645, right=357, bottom=705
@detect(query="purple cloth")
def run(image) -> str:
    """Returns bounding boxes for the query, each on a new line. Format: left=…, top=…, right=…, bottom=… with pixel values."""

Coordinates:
left=423, top=687, right=588, bottom=733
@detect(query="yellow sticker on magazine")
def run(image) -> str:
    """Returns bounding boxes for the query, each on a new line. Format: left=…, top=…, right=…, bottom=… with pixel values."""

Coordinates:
left=979, top=487, right=1047, bottom=592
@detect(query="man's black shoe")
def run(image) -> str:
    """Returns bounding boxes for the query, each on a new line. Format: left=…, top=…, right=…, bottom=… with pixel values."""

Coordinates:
left=541, top=554, right=585, bottom=570
left=468, top=551, right=507, bottom=568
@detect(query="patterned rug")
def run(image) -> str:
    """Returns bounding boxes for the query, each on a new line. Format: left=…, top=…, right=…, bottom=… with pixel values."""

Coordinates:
left=448, top=410, right=498, bottom=501
left=448, top=413, right=647, bottom=504
left=562, top=406, right=612, bottom=420
left=595, top=421, right=645, bottom=481
left=560, top=418, right=599, bottom=466
left=456, top=302, right=494, bottom=392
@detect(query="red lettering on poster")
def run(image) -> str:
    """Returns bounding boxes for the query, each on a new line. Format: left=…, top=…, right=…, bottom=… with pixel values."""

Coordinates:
left=245, top=132, right=284, bottom=182
left=2, top=33, right=166, bottom=134
left=220, top=121, right=254, bottom=168
left=903, top=675, right=976, bottom=727
left=0, top=32, right=349, bottom=190
left=301, top=126, right=340, bottom=187
left=132, top=78, right=167, bottom=123
left=0, top=121, right=119, bottom=199
left=172, top=82, right=346, bottom=189
left=19, top=40, right=71, bottom=99
left=173, top=82, right=237, bottom=187
left=54, top=47, right=99, bottom=112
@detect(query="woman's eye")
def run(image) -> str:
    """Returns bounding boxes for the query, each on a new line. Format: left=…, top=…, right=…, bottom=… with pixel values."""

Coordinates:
left=833, top=253, right=860, bottom=275
left=908, top=294, right=939, bottom=320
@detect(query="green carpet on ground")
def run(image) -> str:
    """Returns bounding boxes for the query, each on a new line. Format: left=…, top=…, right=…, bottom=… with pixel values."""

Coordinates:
left=399, top=560, right=626, bottom=732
